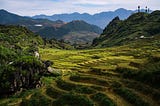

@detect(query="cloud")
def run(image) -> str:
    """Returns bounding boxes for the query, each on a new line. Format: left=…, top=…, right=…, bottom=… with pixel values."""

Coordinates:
left=0, top=0, right=159, bottom=16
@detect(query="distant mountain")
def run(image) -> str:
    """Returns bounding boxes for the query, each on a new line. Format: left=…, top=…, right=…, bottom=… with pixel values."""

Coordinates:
left=32, top=8, right=134, bottom=28
left=0, top=9, right=65, bottom=32
left=0, top=9, right=102, bottom=44
left=37, top=20, right=102, bottom=44
left=92, top=10, right=160, bottom=47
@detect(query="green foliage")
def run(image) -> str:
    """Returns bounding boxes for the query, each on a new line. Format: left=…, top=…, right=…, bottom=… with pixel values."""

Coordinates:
left=21, top=92, right=52, bottom=106
left=0, top=65, right=15, bottom=95
left=37, top=20, right=102, bottom=40
left=92, top=10, right=160, bottom=47
left=14, top=56, right=42, bottom=67
left=0, top=46, right=17, bottom=64
left=91, top=55, right=101, bottom=59
left=0, top=25, right=48, bottom=96
left=70, top=75, right=109, bottom=87
left=53, top=92, right=94, bottom=106
left=91, top=92, right=116, bottom=106
left=115, top=60, right=160, bottom=88
left=114, top=87, right=149, bottom=106
left=43, top=38, right=74, bottom=49
left=123, top=80, right=160, bottom=102
left=0, top=25, right=43, bottom=48
left=56, top=79, right=95, bottom=94
left=46, top=86, right=62, bottom=98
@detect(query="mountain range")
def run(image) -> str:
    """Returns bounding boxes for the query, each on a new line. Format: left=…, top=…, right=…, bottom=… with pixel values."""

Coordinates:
left=0, top=9, right=102, bottom=44
left=33, top=8, right=134, bottom=28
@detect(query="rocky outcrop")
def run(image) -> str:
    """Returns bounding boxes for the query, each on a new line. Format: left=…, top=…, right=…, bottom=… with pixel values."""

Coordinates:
left=0, top=56, right=52, bottom=97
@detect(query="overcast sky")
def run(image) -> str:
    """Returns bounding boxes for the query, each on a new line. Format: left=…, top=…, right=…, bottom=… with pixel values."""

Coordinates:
left=0, top=0, right=160, bottom=16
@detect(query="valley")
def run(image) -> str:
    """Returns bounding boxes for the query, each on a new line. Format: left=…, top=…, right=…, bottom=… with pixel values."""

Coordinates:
left=1, top=40, right=160, bottom=105
left=0, top=8, right=160, bottom=106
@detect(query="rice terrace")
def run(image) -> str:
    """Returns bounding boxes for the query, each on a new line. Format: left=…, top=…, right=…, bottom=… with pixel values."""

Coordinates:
left=38, top=41, right=160, bottom=106
left=0, top=0, right=160, bottom=106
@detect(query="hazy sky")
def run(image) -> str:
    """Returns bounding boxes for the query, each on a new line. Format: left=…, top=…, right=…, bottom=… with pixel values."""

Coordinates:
left=0, top=0, right=160, bottom=16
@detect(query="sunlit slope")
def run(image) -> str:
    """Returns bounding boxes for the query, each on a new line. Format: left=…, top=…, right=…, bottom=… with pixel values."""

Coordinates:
left=2, top=41, right=159, bottom=105
left=37, top=42, right=160, bottom=106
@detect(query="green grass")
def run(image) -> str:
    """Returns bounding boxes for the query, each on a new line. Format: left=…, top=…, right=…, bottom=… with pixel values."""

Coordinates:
left=1, top=42, right=160, bottom=106
left=53, top=92, right=94, bottom=106
left=56, top=79, right=96, bottom=94
left=39, top=47, right=146, bottom=70
left=113, top=87, right=149, bottom=106
left=91, top=92, right=116, bottom=106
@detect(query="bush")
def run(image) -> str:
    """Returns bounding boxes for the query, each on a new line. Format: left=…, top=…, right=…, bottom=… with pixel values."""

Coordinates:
left=46, top=86, right=62, bottom=98
left=21, top=92, right=52, bottom=106
left=115, top=65, right=160, bottom=88
left=53, top=92, right=94, bottom=106
left=114, top=87, right=149, bottom=106
left=56, top=79, right=95, bottom=94
left=91, top=92, right=116, bottom=106
left=91, top=55, right=101, bottom=59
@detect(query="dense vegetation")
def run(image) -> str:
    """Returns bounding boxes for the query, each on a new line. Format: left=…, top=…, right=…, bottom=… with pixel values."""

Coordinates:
left=0, top=25, right=72, bottom=98
left=37, top=20, right=102, bottom=45
left=92, top=10, right=160, bottom=47
left=0, top=11, right=160, bottom=106
left=0, top=25, right=48, bottom=97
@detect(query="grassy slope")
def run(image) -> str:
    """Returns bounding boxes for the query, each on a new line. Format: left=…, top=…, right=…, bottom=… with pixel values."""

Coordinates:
left=9, top=40, right=158, bottom=106
left=1, top=12, right=160, bottom=106
left=1, top=40, right=160, bottom=105
left=92, top=11, right=160, bottom=47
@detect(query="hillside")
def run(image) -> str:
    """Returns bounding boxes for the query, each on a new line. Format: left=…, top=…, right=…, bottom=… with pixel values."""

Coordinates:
left=0, top=10, right=102, bottom=44
left=37, top=20, right=102, bottom=44
left=92, top=10, right=160, bottom=47
left=0, top=25, right=47, bottom=97
left=0, top=9, right=64, bottom=32
left=0, top=11, right=160, bottom=106
left=33, top=8, right=133, bottom=28
left=0, top=24, right=73, bottom=97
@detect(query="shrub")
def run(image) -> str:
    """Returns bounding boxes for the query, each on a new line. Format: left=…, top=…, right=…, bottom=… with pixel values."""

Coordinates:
left=91, top=92, right=116, bottom=106
left=114, top=87, right=149, bottom=106
left=91, top=55, right=101, bottom=59
left=46, top=86, right=62, bottom=98
left=21, top=92, right=52, bottom=106
left=56, top=79, right=95, bottom=94
left=53, top=92, right=94, bottom=106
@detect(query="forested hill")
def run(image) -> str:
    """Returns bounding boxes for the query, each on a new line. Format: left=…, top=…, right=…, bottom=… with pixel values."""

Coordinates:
left=92, top=10, right=160, bottom=47
left=0, top=24, right=73, bottom=97
left=0, top=25, right=46, bottom=96
left=0, top=9, right=102, bottom=44
left=0, top=9, right=64, bottom=32
left=38, top=20, right=102, bottom=38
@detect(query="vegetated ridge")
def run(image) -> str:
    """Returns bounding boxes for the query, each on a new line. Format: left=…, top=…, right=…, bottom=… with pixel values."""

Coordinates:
left=0, top=9, right=102, bottom=44
left=0, top=10, right=160, bottom=106
left=92, top=10, right=160, bottom=47
left=0, top=24, right=73, bottom=96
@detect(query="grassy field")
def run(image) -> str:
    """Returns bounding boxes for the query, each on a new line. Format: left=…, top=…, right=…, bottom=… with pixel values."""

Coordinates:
left=1, top=43, right=160, bottom=106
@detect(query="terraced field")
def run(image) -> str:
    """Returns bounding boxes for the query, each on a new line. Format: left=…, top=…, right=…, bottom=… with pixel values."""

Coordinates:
left=1, top=44, right=160, bottom=106
left=37, top=43, right=160, bottom=106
